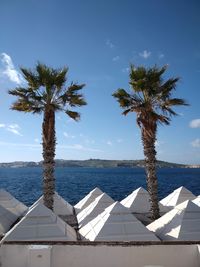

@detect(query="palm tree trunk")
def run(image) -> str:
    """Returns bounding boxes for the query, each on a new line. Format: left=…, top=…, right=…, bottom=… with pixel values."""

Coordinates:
left=141, top=126, right=160, bottom=220
left=42, top=108, right=56, bottom=210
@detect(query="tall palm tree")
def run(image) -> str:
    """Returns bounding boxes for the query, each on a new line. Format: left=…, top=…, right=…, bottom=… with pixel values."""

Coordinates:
left=9, top=63, right=86, bottom=210
left=113, top=65, right=188, bottom=220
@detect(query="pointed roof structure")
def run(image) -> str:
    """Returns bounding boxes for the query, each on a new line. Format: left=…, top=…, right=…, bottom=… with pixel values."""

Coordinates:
left=193, top=195, right=200, bottom=207
left=1, top=203, right=77, bottom=241
left=0, top=189, right=28, bottom=217
left=74, top=187, right=103, bottom=214
left=79, top=201, right=159, bottom=241
left=160, top=186, right=196, bottom=208
left=121, top=187, right=167, bottom=213
left=147, top=200, right=200, bottom=241
left=0, top=204, right=18, bottom=236
left=31, top=192, right=73, bottom=215
left=77, top=192, right=115, bottom=228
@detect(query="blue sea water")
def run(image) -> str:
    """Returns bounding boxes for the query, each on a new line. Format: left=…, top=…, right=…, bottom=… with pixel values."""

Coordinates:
left=0, top=167, right=199, bottom=206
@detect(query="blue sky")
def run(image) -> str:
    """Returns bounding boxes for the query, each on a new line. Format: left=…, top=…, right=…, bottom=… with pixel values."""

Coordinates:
left=0, top=0, right=199, bottom=164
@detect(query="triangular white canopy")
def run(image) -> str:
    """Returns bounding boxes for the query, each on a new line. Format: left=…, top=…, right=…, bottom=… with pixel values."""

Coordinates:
left=31, top=192, right=73, bottom=215
left=121, top=187, right=167, bottom=213
left=147, top=200, right=200, bottom=241
left=74, top=187, right=103, bottom=213
left=160, top=186, right=196, bottom=208
left=192, top=196, right=200, bottom=207
left=0, top=204, right=18, bottom=236
left=79, top=201, right=159, bottom=241
left=0, top=189, right=28, bottom=217
left=1, top=203, right=77, bottom=241
left=77, top=192, right=115, bottom=228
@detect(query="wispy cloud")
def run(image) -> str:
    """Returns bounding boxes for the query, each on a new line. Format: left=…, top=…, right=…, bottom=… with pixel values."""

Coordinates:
left=106, top=140, right=112, bottom=146
left=0, top=141, right=40, bottom=148
left=122, top=67, right=130, bottom=73
left=189, top=119, right=200, bottom=128
left=0, top=53, right=24, bottom=84
left=0, top=123, right=23, bottom=136
left=6, top=124, right=23, bottom=136
left=112, top=56, right=120, bottom=61
left=117, top=139, right=123, bottom=143
left=34, top=138, right=40, bottom=143
left=0, top=141, right=103, bottom=153
left=106, top=39, right=115, bottom=49
left=139, top=50, right=151, bottom=59
left=191, top=138, right=200, bottom=148
left=158, top=52, right=165, bottom=59
left=63, top=132, right=75, bottom=139
left=58, top=144, right=103, bottom=152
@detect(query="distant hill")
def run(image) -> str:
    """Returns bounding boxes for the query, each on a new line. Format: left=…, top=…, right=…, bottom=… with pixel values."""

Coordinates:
left=0, top=159, right=198, bottom=168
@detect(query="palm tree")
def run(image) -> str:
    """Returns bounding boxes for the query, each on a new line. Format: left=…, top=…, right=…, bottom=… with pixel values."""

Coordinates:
left=113, top=65, right=188, bottom=220
left=9, top=63, right=86, bottom=210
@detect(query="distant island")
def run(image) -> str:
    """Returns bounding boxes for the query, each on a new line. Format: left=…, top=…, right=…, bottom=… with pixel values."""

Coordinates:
left=0, top=159, right=199, bottom=168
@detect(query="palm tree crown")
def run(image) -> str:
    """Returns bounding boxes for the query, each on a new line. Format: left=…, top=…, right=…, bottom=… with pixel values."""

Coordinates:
left=9, top=63, right=86, bottom=119
left=113, top=65, right=187, bottom=136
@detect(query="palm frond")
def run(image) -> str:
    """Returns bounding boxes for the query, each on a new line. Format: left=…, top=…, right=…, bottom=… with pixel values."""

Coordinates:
left=65, top=110, right=80, bottom=121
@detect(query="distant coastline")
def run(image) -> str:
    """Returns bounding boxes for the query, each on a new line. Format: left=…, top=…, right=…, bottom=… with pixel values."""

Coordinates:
left=0, top=159, right=199, bottom=168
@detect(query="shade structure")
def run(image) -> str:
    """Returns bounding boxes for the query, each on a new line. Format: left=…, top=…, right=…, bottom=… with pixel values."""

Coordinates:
left=74, top=187, right=103, bottom=214
left=79, top=201, right=160, bottom=241
left=0, top=189, right=28, bottom=217
left=31, top=192, right=73, bottom=215
left=77, top=192, right=115, bottom=228
left=193, top=195, right=200, bottom=207
left=0, top=204, right=18, bottom=236
left=160, top=186, right=196, bottom=208
left=147, top=200, right=200, bottom=241
left=1, top=203, right=77, bottom=241
left=121, top=187, right=167, bottom=213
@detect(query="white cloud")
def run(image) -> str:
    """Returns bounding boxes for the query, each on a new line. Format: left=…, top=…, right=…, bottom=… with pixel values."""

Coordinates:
left=34, top=138, right=40, bottom=143
left=58, top=143, right=103, bottom=152
left=0, top=141, right=40, bottom=148
left=117, top=139, right=123, bottom=143
left=112, top=56, right=120, bottom=61
left=0, top=53, right=24, bottom=84
left=158, top=53, right=165, bottom=59
left=122, top=67, right=130, bottom=73
left=63, top=132, right=75, bottom=139
left=191, top=138, right=200, bottom=148
left=106, top=39, right=115, bottom=49
left=189, top=119, right=200, bottom=128
left=7, top=124, right=23, bottom=136
left=106, top=140, right=112, bottom=146
left=0, top=124, right=5, bottom=128
left=139, top=50, right=151, bottom=59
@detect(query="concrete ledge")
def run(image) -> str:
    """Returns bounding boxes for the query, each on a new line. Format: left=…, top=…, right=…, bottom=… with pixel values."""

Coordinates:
left=2, top=240, right=200, bottom=246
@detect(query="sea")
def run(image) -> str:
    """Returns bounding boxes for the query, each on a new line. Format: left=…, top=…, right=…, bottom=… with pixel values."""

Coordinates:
left=0, top=167, right=199, bottom=206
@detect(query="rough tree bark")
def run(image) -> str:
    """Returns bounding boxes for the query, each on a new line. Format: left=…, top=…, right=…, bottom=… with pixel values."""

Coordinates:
left=42, top=107, right=56, bottom=210
left=141, top=125, right=160, bottom=220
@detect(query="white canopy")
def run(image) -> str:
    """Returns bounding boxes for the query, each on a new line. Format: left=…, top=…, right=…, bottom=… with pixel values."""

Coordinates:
left=1, top=202, right=77, bottom=241
left=147, top=200, right=200, bottom=241
left=79, top=201, right=159, bottom=241
left=31, top=192, right=73, bottom=215
left=121, top=187, right=167, bottom=213
left=77, top=192, right=115, bottom=228
left=193, top=195, right=200, bottom=207
left=0, top=189, right=27, bottom=217
left=74, top=187, right=103, bottom=213
left=0, top=204, right=18, bottom=236
left=160, top=186, right=196, bottom=208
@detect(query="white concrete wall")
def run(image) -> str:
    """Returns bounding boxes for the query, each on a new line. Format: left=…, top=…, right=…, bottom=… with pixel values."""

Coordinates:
left=0, top=244, right=200, bottom=267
